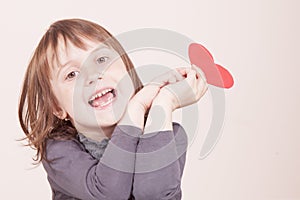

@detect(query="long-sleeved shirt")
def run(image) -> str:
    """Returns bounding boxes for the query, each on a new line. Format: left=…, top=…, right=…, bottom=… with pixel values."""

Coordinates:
left=42, top=122, right=187, bottom=200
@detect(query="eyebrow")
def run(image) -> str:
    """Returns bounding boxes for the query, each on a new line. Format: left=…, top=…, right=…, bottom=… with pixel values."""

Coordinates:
left=91, top=45, right=111, bottom=54
left=55, top=44, right=112, bottom=77
left=60, top=60, right=73, bottom=68
left=55, top=60, right=75, bottom=79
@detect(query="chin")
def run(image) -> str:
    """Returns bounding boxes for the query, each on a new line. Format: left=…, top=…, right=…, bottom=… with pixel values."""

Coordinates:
left=94, top=110, right=122, bottom=127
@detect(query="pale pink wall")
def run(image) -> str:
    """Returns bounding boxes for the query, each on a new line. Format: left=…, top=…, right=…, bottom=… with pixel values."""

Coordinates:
left=1, top=0, right=299, bottom=199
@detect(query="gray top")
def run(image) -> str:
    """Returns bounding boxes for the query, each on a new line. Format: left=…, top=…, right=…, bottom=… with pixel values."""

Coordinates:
left=42, top=122, right=187, bottom=200
left=78, top=133, right=109, bottom=160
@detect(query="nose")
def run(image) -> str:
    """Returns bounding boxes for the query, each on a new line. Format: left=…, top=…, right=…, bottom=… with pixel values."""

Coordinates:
left=85, top=70, right=104, bottom=86
left=82, top=51, right=107, bottom=86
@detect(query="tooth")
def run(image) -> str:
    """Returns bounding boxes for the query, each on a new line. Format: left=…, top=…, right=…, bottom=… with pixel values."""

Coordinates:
left=101, top=89, right=111, bottom=96
left=89, top=89, right=114, bottom=103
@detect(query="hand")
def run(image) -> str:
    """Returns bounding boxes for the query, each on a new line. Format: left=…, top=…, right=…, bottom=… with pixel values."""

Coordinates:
left=146, top=69, right=184, bottom=88
left=129, top=69, right=184, bottom=113
left=118, top=68, right=185, bottom=129
left=154, top=65, right=208, bottom=111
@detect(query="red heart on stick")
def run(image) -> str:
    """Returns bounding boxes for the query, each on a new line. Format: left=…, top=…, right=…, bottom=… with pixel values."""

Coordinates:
left=188, top=43, right=234, bottom=89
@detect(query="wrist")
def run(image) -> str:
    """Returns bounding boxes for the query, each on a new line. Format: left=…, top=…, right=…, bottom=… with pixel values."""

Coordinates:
left=118, top=102, right=146, bottom=130
left=153, top=89, right=177, bottom=111
left=144, top=99, right=173, bottom=134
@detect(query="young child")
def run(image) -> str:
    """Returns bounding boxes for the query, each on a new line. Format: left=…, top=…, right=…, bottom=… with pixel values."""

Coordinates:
left=18, top=18, right=207, bottom=200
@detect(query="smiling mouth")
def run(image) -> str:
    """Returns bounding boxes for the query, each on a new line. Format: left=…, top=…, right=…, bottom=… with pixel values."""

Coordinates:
left=88, top=88, right=116, bottom=108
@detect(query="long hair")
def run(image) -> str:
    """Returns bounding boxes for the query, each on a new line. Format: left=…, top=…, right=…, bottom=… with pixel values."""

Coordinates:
left=18, top=18, right=143, bottom=163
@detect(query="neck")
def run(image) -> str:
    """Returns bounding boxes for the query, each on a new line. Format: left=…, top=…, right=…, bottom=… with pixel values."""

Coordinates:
left=79, top=125, right=116, bottom=142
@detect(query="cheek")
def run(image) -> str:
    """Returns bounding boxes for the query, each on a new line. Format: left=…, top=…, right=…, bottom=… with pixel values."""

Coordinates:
left=107, top=60, right=131, bottom=83
left=113, top=62, right=135, bottom=94
left=51, top=81, right=75, bottom=117
left=61, top=86, right=76, bottom=116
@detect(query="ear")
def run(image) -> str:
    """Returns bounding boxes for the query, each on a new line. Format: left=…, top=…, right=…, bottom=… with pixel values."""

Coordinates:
left=53, top=109, right=68, bottom=120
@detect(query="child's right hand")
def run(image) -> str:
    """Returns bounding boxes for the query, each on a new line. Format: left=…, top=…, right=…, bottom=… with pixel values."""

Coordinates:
left=154, top=65, right=208, bottom=111
left=118, top=69, right=184, bottom=129
left=129, top=69, right=184, bottom=114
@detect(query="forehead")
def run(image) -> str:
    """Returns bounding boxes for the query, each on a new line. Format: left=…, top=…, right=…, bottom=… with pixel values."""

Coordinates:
left=50, top=37, right=106, bottom=67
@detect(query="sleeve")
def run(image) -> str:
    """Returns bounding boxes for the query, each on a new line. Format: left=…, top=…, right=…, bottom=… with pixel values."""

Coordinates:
left=42, top=125, right=142, bottom=200
left=132, top=122, right=188, bottom=200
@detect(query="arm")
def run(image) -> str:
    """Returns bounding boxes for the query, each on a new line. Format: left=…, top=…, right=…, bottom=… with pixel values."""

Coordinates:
left=132, top=95, right=187, bottom=199
left=42, top=83, right=161, bottom=200
left=132, top=67, right=207, bottom=199
left=133, top=110, right=188, bottom=200
left=43, top=124, right=141, bottom=200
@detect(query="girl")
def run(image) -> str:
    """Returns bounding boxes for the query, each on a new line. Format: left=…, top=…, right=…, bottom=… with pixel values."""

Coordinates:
left=18, top=18, right=207, bottom=200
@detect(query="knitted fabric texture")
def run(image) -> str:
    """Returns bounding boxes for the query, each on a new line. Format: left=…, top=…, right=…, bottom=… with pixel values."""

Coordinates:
left=78, top=133, right=110, bottom=160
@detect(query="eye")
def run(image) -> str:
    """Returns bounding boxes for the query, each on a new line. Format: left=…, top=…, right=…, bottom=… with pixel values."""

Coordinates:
left=65, top=71, right=79, bottom=80
left=96, top=56, right=109, bottom=64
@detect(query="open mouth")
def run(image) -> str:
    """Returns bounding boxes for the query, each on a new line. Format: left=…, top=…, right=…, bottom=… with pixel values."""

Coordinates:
left=88, top=88, right=116, bottom=108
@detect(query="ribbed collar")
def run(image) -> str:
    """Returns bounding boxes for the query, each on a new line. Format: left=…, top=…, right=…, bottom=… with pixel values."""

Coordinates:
left=77, top=133, right=110, bottom=160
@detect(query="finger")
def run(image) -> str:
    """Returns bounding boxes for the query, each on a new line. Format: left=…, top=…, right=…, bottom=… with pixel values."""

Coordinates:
left=149, top=69, right=183, bottom=87
left=145, top=80, right=164, bottom=88
left=176, top=67, right=192, bottom=77
left=186, top=69, right=198, bottom=90
left=168, top=75, right=177, bottom=84
left=197, top=77, right=208, bottom=98
left=192, top=64, right=207, bottom=82
left=162, top=70, right=177, bottom=84
left=193, top=65, right=208, bottom=95
left=148, top=71, right=170, bottom=87
left=135, top=84, right=160, bottom=99
left=131, top=84, right=162, bottom=110
left=172, top=69, right=185, bottom=81
left=186, top=69, right=197, bottom=80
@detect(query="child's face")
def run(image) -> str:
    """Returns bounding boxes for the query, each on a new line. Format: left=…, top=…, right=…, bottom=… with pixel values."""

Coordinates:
left=50, top=38, right=135, bottom=136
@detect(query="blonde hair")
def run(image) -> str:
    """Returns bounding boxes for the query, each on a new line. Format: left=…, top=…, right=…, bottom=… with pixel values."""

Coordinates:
left=18, top=18, right=143, bottom=163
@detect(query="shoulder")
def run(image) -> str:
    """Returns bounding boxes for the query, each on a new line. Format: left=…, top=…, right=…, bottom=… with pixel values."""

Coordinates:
left=46, top=137, right=84, bottom=151
left=44, top=137, right=86, bottom=161
left=42, top=137, right=98, bottom=176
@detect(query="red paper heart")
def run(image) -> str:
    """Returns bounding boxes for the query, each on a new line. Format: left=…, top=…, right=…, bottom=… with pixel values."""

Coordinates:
left=188, top=43, right=234, bottom=89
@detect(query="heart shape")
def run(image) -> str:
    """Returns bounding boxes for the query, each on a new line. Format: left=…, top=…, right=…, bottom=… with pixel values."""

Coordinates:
left=188, top=43, right=234, bottom=89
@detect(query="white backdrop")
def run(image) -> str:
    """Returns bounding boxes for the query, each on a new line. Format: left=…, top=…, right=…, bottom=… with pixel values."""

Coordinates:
left=1, top=0, right=299, bottom=199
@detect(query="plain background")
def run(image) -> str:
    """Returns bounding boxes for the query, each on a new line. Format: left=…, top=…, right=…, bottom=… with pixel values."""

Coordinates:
left=1, top=0, right=299, bottom=199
